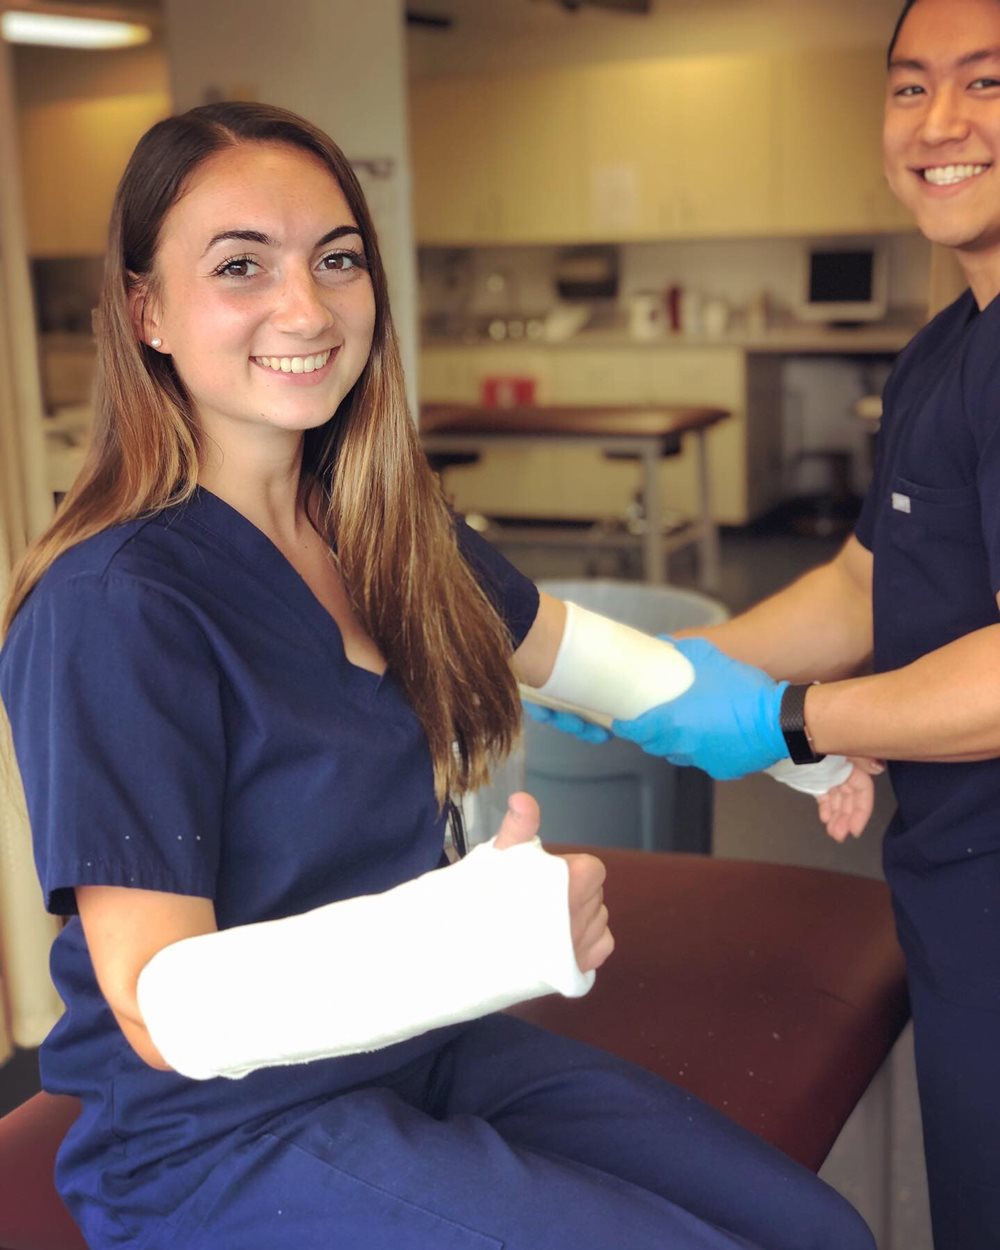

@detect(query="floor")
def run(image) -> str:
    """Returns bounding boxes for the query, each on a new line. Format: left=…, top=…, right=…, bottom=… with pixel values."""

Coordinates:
left=0, top=517, right=932, bottom=1249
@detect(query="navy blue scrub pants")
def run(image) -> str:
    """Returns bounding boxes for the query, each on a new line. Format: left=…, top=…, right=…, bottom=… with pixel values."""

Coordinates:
left=908, top=975, right=1000, bottom=1250
left=140, top=1016, right=873, bottom=1250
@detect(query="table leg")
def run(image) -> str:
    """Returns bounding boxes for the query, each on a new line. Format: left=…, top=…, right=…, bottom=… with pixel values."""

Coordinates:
left=641, top=444, right=664, bottom=585
left=694, top=429, right=721, bottom=592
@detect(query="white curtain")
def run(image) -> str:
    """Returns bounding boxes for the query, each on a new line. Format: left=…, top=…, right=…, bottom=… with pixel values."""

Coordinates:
left=0, top=39, right=63, bottom=1063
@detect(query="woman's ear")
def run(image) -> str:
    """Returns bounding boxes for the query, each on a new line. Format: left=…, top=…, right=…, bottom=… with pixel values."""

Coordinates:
left=127, top=275, right=166, bottom=352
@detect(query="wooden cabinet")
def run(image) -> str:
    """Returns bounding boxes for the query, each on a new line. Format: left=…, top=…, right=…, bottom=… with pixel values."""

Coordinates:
left=419, top=342, right=784, bottom=526
left=409, top=78, right=503, bottom=244
left=410, top=48, right=906, bottom=244
left=579, top=60, right=682, bottom=238
left=772, top=50, right=911, bottom=234
left=410, top=70, right=587, bottom=245
left=18, top=92, right=170, bottom=256
left=580, top=56, right=775, bottom=239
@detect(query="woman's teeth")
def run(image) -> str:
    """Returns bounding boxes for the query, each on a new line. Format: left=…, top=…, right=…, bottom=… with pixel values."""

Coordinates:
left=253, top=349, right=332, bottom=374
left=923, top=163, right=988, bottom=187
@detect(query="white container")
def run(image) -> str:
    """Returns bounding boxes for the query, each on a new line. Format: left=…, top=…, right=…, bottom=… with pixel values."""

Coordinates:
left=628, top=292, right=666, bottom=340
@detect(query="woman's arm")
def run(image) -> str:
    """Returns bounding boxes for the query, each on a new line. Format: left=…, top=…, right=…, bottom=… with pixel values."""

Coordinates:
left=511, top=592, right=567, bottom=687
left=76, top=886, right=217, bottom=1070
left=512, top=535, right=874, bottom=693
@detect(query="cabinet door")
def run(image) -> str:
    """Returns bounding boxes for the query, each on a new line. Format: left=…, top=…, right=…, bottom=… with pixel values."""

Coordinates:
left=411, top=73, right=586, bottom=244
left=581, top=56, right=775, bottom=240
left=410, top=78, right=502, bottom=244
left=774, top=49, right=911, bottom=234
left=19, top=92, right=170, bottom=256
left=492, top=70, right=588, bottom=242
left=668, top=56, right=776, bottom=237
left=646, top=348, right=748, bottom=524
left=581, top=60, right=684, bottom=238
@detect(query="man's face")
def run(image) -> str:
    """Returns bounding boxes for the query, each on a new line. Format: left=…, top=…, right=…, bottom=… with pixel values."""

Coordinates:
left=884, top=0, right=1000, bottom=265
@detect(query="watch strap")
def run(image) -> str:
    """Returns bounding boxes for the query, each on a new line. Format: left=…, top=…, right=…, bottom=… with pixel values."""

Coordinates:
left=779, top=683, right=825, bottom=765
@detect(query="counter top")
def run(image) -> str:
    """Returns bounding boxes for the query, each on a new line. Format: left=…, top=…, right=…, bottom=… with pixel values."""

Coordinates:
left=422, top=322, right=921, bottom=355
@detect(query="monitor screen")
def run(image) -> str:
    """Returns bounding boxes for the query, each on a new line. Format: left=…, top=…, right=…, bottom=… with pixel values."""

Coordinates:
left=809, top=251, right=874, bottom=304
left=798, top=243, right=887, bottom=324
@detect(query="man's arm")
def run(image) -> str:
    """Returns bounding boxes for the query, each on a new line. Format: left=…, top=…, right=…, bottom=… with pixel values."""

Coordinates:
left=681, top=534, right=875, bottom=684
left=806, top=615, right=1000, bottom=764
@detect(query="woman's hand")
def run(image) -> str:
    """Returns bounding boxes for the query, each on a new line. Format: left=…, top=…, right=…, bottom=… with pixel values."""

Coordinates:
left=494, top=792, right=614, bottom=975
left=523, top=701, right=612, bottom=744
left=815, top=757, right=883, bottom=843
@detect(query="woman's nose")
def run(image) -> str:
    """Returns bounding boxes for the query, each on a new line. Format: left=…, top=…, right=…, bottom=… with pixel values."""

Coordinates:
left=271, top=265, right=335, bottom=337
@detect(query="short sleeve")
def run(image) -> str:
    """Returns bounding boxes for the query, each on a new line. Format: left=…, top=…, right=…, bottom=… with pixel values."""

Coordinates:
left=454, top=519, right=540, bottom=648
left=0, top=573, right=225, bottom=914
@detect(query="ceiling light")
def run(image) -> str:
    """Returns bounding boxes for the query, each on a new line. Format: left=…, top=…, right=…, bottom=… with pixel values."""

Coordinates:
left=0, top=11, right=151, bottom=48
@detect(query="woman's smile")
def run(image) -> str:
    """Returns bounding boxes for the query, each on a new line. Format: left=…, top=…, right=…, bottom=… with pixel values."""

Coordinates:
left=250, top=347, right=339, bottom=380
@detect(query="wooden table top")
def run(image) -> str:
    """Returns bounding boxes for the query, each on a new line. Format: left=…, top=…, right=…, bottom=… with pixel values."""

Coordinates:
left=420, top=403, right=730, bottom=440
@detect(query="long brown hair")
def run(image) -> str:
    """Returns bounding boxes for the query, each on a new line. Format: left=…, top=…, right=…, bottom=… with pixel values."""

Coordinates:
left=3, top=102, right=521, bottom=804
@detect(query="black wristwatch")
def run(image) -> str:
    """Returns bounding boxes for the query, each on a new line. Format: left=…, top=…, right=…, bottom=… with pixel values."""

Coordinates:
left=779, top=683, right=825, bottom=765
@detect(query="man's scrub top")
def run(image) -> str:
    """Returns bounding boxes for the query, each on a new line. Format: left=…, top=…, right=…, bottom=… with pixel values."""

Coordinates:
left=856, top=288, right=1000, bottom=1008
left=0, top=489, right=540, bottom=1246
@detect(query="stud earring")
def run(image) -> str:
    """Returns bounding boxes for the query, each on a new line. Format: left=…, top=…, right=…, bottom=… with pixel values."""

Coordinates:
left=150, top=337, right=162, bottom=349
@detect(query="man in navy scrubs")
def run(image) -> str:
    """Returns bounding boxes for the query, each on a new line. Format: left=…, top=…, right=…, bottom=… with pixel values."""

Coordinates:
left=538, top=1, right=1000, bottom=1245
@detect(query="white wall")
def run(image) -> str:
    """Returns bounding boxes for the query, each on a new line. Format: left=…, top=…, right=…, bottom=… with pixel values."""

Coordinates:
left=13, top=40, right=169, bottom=106
left=165, top=0, right=419, bottom=410
left=409, top=0, right=904, bottom=79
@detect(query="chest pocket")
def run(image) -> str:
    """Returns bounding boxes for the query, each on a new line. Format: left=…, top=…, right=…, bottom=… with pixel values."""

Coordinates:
left=880, top=475, right=994, bottom=665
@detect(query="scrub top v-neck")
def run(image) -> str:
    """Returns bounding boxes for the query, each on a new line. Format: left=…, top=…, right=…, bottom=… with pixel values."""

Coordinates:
left=0, top=487, right=540, bottom=1246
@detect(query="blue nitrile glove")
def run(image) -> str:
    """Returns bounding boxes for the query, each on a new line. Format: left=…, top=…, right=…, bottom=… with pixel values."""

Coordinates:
left=612, top=636, right=789, bottom=780
left=523, top=701, right=612, bottom=745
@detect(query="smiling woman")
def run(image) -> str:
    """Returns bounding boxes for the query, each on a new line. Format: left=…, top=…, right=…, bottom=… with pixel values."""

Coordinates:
left=0, top=101, right=878, bottom=1250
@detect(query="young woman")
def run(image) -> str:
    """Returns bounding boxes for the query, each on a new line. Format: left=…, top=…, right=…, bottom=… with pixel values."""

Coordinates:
left=0, top=102, right=874, bottom=1250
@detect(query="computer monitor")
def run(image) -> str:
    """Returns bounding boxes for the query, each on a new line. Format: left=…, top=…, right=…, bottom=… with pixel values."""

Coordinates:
left=797, top=243, right=888, bottom=325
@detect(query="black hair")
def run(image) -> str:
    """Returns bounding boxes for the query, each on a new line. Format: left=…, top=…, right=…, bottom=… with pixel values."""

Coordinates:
left=887, top=0, right=919, bottom=64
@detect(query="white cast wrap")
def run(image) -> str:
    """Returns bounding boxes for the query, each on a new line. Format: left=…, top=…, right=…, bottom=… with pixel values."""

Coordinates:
left=763, top=754, right=853, bottom=796
left=136, top=836, right=592, bottom=1082
left=527, top=601, right=696, bottom=728
left=522, top=601, right=851, bottom=795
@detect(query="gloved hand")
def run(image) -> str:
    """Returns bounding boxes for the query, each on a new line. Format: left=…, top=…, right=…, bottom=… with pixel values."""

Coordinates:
left=523, top=701, right=612, bottom=745
left=612, top=636, right=789, bottom=780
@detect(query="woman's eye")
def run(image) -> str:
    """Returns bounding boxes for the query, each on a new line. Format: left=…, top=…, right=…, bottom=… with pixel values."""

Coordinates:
left=319, top=250, right=366, bottom=274
left=892, top=83, right=924, bottom=99
left=971, top=77, right=1000, bottom=90
left=212, top=255, right=260, bottom=279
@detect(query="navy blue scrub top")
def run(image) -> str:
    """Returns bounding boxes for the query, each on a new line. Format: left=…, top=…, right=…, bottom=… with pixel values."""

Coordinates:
left=0, top=489, right=539, bottom=1243
left=856, top=288, right=1000, bottom=1008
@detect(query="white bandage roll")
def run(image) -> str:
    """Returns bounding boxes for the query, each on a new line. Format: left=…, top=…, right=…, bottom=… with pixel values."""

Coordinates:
left=524, top=601, right=695, bottom=728
left=137, top=836, right=591, bottom=1082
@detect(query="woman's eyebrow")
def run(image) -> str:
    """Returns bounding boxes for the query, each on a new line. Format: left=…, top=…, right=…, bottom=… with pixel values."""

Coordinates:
left=201, top=224, right=363, bottom=257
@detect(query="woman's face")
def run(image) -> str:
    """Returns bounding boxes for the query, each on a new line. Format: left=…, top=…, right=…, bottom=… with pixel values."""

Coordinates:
left=144, top=141, right=376, bottom=445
